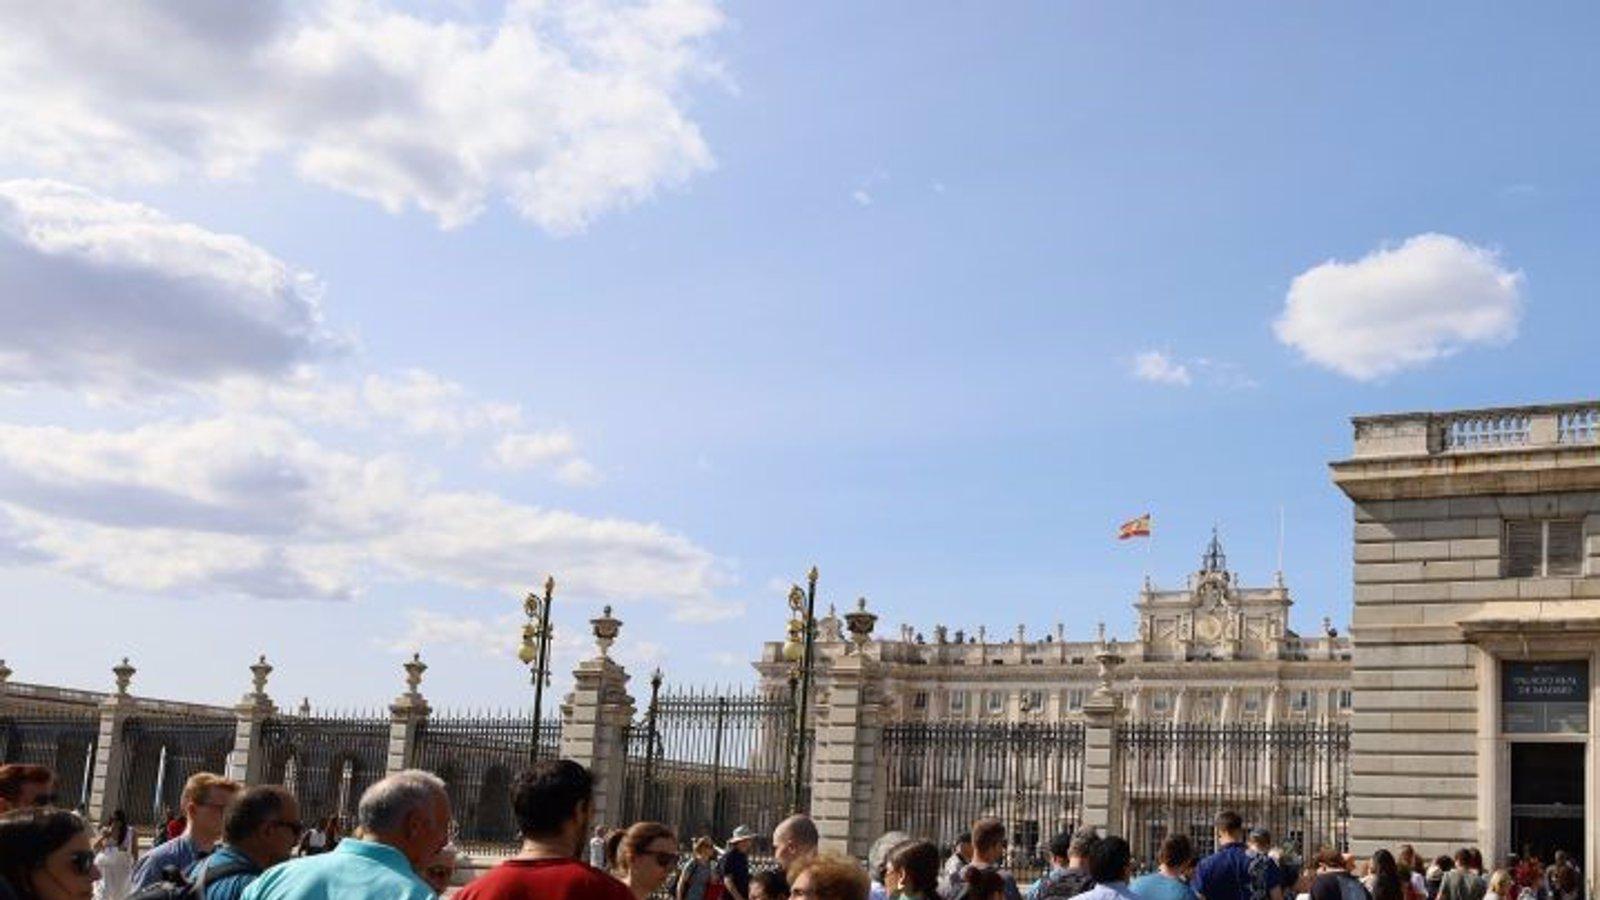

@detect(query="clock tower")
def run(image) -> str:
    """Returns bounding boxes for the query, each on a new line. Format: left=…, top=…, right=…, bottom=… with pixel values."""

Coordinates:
left=1136, top=528, right=1293, bottom=663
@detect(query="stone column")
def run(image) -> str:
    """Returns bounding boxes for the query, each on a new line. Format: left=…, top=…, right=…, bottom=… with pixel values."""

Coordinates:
left=1080, top=643, right=1125, bottom=835
left=87, top=659, right=138, bottom=823
left=227, top=656, right=277, bottom=785
left=810, top=652, right=888, bottom=857
left=559, top=609, right=634, bottom=829
left=386, top=653, right=431, bottom=775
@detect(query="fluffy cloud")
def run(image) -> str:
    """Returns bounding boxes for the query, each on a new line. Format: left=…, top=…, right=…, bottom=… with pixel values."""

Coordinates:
left=1273, top=233, right=1525, bottom=381
left=0, top=179, right=335, bottom=390
left=1131, top=351, right=1192, bottom=387
left=0, top=0, right=724, bottom=232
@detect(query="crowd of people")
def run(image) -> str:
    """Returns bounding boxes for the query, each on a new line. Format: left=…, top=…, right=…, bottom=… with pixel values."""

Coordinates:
left=0, top=760, right=1585, bottom=900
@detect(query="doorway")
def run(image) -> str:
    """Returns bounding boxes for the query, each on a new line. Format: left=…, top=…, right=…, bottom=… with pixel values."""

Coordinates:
left=1509, top=742, right=1584, bottom=864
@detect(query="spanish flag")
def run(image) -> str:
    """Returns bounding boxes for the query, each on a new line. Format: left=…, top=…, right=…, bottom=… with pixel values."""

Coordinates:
left=1118, top=513, right=1152, bottom=540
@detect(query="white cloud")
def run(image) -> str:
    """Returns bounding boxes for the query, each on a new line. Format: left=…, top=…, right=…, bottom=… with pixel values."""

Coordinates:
left=553, top=458, right=604, bottom=487
left=0, top=0, right=725, bottom=232
left=493, top=430, right=579, bottom=469
left=1273, top=233, right=1525, bottom=381
left=1131, top=351, right=1192, bottom=387
left=851, top=189, right=872, bottom=207
left=0, top=179, right=336, bottom=391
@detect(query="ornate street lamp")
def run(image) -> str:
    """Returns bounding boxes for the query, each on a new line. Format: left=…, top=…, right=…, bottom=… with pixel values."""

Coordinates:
left=780, top=566, right=819, bottom=812
left=518, top=576, right=555, bottom=762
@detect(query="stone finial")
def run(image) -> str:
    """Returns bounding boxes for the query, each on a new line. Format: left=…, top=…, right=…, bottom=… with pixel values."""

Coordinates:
left=403, top=652, right=427, bottom=695
left=112, top=657, right=135, bottom=696
left=591, top=605, right=621, bottom=658
left=843, top=596, right=877, bottom=653
left=1055, top=622, right=1065, bottom=642
left=976, top=625, right=987, bottom=645
left=393, top=652, right=430, bottom=716
left=934, top=625, right=947, bottom=644
left=250, top=655, right=273, bottom=695
left=1095, top=621, right=1106, bottom=646
left=1016, top=623, right=1026, bottom=644
left=298, top=697, right=312, bottom=716
left=1093, top=640, right=1124, bottom=694
left=0, top=658, right=10, bottom=687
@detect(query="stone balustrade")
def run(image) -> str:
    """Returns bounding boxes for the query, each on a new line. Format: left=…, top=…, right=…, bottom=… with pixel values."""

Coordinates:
left=1351, top=401, right=1600, bottom=459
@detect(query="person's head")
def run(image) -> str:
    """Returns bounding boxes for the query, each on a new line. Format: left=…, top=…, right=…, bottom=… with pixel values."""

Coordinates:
left=751, top=868, right=791, bottom=900
left=1315, top=848, right=1347, bottom=873
left=1487, top=870, right=1514, bottom=898
left=512, top=759, right=594, bottom=857
left=223, top=785, right=301, bottom=868
left=617, top=822, right=678, bottom=898
left=420, top=845, right=458, bottom=896
left=0, top=766, right=56, bottom=814
left=0, top=807, right=98, bottom=900
left=1068, top=826, right=1099, bottom=867
left=1372, top=850, right=1398, bottom=880
left=1434, top=856, right=1453, bottom=874
left=970, top=818, right=1006, bottom=865
left=791, top=854, right=871, bottom=900
left=694, top=837, right=716, bottom=860
left=1553, top=851, right=1568, bottom=867
left=1214, top=811, right=1244, bottom=845
left=1397, top=846, right=1420, bottom=872
left=886, top=840, right=940, bottom=899
left=356, top=769, right=451, bottom=869
left=1088, top=835, right=1132, bottom=885
left=960, top=865, right=1006, bottom=900
left=952, top=832, right=972, bottom=862
left=1248, top=828, right=1273, bottom=852
left=604, top=829, right=626, bottom=871
left=1158, top=834, right=1195, bottom=876
left=1470, top=849, right=1485, bottom=872
left=774, top=815, right=820, bottom=871
left=1554, top=864, right=1580, bottom=895
left=595, top=825, right=608, bottom=839
left=868, top=832, right=911, bottom=885
left=180, top=773, right=241, bottom=845
left=1454, top=849, right=1473, bottom=870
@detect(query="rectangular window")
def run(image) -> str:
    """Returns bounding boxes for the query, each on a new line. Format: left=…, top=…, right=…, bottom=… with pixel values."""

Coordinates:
left=1243, top=691, right=1261, bottom=713
left=1020, top=689, right=1044, bottom=712
left=950, top=691, right=969, bottom=714
left=912, top=691, right=928, bottom=710
left=986, top=690, right=1007, bottom=715
left=1152, top=691, right=1170, bottom=713
left=1506, top=519, right=1586, bottom=577
left=1338, top=689, right=1353, bottom=710
left=1067, top=688, right=1086, bottom=711
left=1291, top=690, right=1310, bottom=711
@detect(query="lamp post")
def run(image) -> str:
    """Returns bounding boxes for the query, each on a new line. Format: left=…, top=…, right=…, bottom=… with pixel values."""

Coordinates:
left=780, top=566, right=819, bottom=812
left=518, top=576, right=555, bottom=763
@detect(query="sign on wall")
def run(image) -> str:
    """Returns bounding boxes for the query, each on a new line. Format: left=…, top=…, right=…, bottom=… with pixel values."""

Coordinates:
left=1502, top=661, right=1589, bottom=734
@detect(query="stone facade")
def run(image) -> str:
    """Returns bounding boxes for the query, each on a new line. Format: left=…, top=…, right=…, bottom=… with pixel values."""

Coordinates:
left=1331, top=401, right=1600, bottom=864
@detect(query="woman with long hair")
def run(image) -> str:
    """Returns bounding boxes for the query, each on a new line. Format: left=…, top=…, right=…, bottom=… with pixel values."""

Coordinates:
left=614, top=822, right=680, bottom=900
left=91, top=810, right=134, bottom=900
left=678, top=837, right=718, bottom=900
left=1368, top=850, right=1405, bottom=900
left=885, top=841, right=941, bottom=900
left=0, top=808, right=102, bottom=900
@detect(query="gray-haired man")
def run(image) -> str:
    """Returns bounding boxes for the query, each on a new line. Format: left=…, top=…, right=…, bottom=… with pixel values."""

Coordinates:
left=241, top=770, right=451, bottom=900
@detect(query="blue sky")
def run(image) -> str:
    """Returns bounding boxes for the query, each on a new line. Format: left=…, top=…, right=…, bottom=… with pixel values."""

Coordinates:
left=2, top=1, right=1596, bottom=710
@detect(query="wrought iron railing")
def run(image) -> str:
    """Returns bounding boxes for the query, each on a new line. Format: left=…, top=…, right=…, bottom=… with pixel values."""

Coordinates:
left=1116, top=722, right=1349, bottom=867
left=413, top=711, right=561, bottom=852
left=0, top=712, right=101, bottom=813
left=880, top=721, right=1084, bottom=877
left=259, top=713, right=390, bottom=833
left=117, top=715, right=236, bottom=826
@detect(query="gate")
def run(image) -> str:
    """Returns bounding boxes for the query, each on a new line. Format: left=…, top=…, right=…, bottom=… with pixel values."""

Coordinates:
left=259, top=714, right=390, bottom=832
left=0, top=712, right=101, bottom=812
left=412, top=712, right=561, bottom=851
left=117, top=716, right=236, bottom=825
left=880, top=721, right=1085, bottom=875
left=1117, top=722, right=1350, bottom=865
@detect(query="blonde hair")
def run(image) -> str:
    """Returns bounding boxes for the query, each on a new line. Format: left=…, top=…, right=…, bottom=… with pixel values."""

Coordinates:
left=182, top=773, right=241, bottom=808
left=793, top=852, right=871, bottom=900
left=1488, top=871, right=1514, bottom=898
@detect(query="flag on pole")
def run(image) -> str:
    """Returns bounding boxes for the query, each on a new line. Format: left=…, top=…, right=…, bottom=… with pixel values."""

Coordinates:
left=1118, top=513, right=1152, bottom=540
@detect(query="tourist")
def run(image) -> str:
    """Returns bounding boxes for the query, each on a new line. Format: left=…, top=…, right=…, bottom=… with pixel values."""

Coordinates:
left=154, top=811, right=177, bottom=849
left=1131, top=834, right=1198, bottom=900
left=240, top=770, right=449, bottom=900
left=790, top=853, right=871, bottom=900
left=590, top=826, right=610, bottom=869
left=130, top=773, right=241, bottom=890
left=942, top=835, right=973, bottom=900
left=751, top=869, right=791, bottom=900
left=0, top=807, right=100, bottom=900
left=1425, top=858, right=1452, bottom=900
left=452, top=759, right=633, bottom=900
left=1246, top=828, right=1286, bottom=900
left=1485, top=871, right=1514, bottom=900
left=1439, top=850, right=1486, bottom=900
left=886, top=840, right=941, bottom=900
left=92, top=810, right=135, bottom=900
left=1396, top=848, right=1427, bottom=900
left=1545, top=860, right=1580, bottom=900
left=724, top=826, right=758, bottom=900
left=1195, top=812, right=1271, bottom=900
left=1028, top=827, right=1097, bottom=900
left=961, top=869, right=1008, bottom=900
left=614, top=822, right=679, bottom=900
left=419, top=845, right=457, bottom=897
left=165, top=813, right=187, bottom=844
left=0, top=765, right=55, bottom=814
left=678, top=838, right=718, bottom=900
left=774, top=816, right=820, bottom=876
left=1511, top=852, right=1542, bottom=900
left=869, top=833, right=912, bottom=900
left=1364, top=849, right=1411, bottom=900
left=1307, top=849, right=1368, bottom=900
left=1290, top=866, right=1316, bottom=900
left=957, top=819, right=1021, bottom=900
left=1069, top=836, right=1137, bottom=900
left=605, top=830, right=627, bottom=874
left=189, top=786, right=301, bottom=900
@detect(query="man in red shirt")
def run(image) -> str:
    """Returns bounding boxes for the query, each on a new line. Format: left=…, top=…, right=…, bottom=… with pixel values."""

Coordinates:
left=456, top=759, right=634, bottom=900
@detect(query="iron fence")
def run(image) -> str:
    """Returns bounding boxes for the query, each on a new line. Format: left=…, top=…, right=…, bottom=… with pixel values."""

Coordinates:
left=412, top=711, right=561, bottom=851
left=1117, top=722, right=1350, bottom=866
left=117, top=715, right=236, bottom=826
left=620, top=686, right=796, bottom=849
left=881, top=721, right=1085, bottom=876
left=0, top=712, right=101, bottom=812
left=259, top=713, right=391, bottom=832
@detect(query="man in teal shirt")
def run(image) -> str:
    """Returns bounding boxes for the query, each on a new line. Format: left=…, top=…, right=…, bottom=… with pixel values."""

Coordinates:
left=191, top=786, right=302, bottom=900
left=242, top=771, right=451, bottom=900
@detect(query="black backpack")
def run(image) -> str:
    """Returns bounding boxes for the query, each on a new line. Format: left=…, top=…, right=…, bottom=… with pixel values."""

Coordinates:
left=126, top=859, right=257, bottom=900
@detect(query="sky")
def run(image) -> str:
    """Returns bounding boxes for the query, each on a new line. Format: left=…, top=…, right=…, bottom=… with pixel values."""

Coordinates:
left=3, top=1, right=1597, bottom=712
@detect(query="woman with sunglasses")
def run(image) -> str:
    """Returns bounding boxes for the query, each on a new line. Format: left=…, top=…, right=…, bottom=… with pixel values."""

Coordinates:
left=614, top=822, right=680, bottom=900
left=0, top=807, right=101, bottom=900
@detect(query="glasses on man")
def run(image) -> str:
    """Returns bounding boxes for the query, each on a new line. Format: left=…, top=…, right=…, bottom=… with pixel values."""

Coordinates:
left=67, top=850, right=96, bottom=876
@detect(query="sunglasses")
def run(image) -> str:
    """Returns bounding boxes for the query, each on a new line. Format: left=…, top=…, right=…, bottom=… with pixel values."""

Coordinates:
left=67, top=850, right=96, bottom=876
left=644, top=851, right=680, bottom=867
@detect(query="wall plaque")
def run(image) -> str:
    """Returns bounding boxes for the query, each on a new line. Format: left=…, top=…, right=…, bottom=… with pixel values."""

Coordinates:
left=1502, top=660, right=1589, bottom=734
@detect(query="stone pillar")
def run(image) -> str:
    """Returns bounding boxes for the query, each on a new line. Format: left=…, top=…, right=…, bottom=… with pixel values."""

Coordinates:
left=387, top=653, right=430, bottom=776
left=560, top=609, right=634, bottom=829
left=810, top=652, right=887, bottom=857
left=227, top=656, right=277, bottom=785
left=87, top=659, right=138, bottom=823
left=1080, top=644, right=1125, bottom=836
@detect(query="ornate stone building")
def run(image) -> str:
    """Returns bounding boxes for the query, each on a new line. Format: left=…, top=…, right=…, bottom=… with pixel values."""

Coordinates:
left=755, top=531, right=1353, bottom=727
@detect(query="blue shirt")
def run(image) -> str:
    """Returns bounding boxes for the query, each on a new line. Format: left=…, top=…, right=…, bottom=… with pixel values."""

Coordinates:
left=191, top=845, right=263, bottom=900
left=1132, top=873, right=1199, bottom=900
left=240, top=839, right=434, bottom=900
left=1195, top=845, right=1279, bottom=900
left=132, top=835, right=206, bottom=890
left=1075, top=882, right=1140, bottom=900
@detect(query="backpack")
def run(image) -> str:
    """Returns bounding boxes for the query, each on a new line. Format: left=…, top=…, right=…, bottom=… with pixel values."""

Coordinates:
left=126, top=859, right=256, bottom=900
left=1246, top=850, right=1276, bottom=900
left=1037, top=868, right=1095, bottom=900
